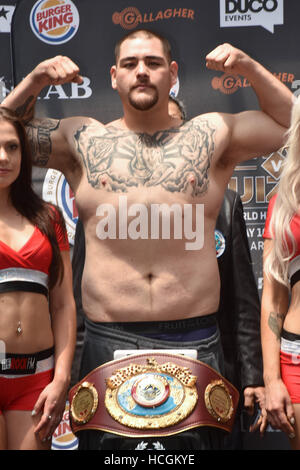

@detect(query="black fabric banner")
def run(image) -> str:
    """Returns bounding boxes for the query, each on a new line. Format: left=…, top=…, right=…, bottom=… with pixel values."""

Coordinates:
left=2, top=0, right=299, bottom=449
left=10, top=0, right=300, bottom=285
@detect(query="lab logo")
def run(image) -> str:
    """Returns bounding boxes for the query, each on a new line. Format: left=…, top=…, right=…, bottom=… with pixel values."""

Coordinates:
left=219, top=0, right=284, bottom=33
left=215, top=230, right=226, bottom=258
left=42, top=169, right=78, bottom=245
left=30, top=0, right=79, bottom=45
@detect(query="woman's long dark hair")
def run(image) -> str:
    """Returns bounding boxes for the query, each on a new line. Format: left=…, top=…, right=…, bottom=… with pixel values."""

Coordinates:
left=0, top=106, right=66, bottom=288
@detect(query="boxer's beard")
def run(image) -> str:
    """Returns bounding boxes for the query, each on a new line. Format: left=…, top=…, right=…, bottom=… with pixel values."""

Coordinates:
left=128, top=85, right=159, bottom=111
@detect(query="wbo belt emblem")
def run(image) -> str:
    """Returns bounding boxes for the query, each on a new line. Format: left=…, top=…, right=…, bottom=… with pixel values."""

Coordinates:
left=70, top=381, right=98, bottom=425
left=204, top=380, right=234, bottom=423
left=104, top=357, right=198, bottom=430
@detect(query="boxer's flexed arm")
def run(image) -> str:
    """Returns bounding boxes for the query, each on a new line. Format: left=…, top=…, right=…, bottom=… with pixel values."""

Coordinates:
left=4, top=56, right=82, bottom=122
left=1, top=56, right=94, bottom=174
left=205, top=44, right=294, bottom=163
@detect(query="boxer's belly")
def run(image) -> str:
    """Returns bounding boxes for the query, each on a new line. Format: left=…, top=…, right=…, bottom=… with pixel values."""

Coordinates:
left=81, top=239, right=220, bottom=323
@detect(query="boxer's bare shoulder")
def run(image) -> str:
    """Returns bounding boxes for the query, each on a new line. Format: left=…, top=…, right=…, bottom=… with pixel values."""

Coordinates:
left=23, top=114, right=100, bottom=170
left=73, top=115, right=220, bottom=196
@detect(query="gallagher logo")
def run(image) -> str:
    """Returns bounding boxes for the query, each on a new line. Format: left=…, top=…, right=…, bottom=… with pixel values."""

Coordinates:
left=211, top=70, right=295, bottom=95
left=30, top=0, right=79, bottom=45
left=211, top=73, right=251, bottom=95
left=112, top=6, right=195, bottom=30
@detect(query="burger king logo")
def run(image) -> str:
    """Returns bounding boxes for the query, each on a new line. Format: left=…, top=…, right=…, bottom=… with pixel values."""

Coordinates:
left=51, top=402, right=78, bottom=450
left=30, top=0, right=79, bottom=45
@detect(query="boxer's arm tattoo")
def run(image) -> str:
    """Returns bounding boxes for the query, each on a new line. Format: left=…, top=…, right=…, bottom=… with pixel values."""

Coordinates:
left=74, top=118, right=216, bottom=195
left=268, top=311, right=285, bottom=340
left=14, top=95, right=36, bottom=123
left=25, top=118, right=60, bottom=166
left=6, top=94, right=61, bottom=166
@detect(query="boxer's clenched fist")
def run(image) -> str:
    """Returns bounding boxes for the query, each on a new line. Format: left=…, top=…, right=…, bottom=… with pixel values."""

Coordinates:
left=31, top=55, right=83, bottom=87
left=206, top=43, right=251, bottom=75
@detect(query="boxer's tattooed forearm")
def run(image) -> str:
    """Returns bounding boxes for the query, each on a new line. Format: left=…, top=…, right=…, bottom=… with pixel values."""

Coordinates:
left=268, top=311, right=285, bottom=340
left=14, top=95, right=36, bottom=122
left=26, top=118, right=60, bottom=166
left=74, top=118, right=216, bottom=195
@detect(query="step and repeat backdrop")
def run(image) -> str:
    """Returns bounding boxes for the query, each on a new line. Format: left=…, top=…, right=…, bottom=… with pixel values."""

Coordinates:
left=1, top=0, right=299, bottom=450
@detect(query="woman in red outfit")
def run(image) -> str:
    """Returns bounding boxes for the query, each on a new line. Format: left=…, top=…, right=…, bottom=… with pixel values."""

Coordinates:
left=0, top=107, right=76, bottom=450
left=262, top=97, right=300, bottom=449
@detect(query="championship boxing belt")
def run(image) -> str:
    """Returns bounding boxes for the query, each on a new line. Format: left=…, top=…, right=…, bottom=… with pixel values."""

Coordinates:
left=69, top=352, right=239, bottom=438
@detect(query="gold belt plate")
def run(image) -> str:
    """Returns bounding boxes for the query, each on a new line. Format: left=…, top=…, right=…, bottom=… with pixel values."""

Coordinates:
left=104, top=357, right=198, bottom=430
left=70, top=381, right=99, bottom=425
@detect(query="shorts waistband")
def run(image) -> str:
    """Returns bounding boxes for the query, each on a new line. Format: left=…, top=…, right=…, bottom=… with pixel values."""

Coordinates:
left=282, top=328, right=300, bottom=342
left=0, top=347, right=54, bottom=376
left=86, top=313, right=217, bottom=336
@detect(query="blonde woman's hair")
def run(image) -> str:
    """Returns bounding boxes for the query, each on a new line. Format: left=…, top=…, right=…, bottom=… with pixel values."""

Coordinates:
left=264, top=96, right=300, bottom=286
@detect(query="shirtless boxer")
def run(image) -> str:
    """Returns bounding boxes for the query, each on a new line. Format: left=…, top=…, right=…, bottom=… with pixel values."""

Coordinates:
left=2, top=29, right=293, bottom=449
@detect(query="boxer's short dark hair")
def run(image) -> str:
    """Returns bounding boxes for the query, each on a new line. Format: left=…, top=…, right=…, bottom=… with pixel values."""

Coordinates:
left=114, top=29, right=172, bottom=64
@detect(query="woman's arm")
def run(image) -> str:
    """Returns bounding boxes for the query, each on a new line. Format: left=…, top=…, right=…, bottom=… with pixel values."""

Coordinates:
left=32, top=250, right=76, bottom=442
left=261, top=239, right=295, bottom=437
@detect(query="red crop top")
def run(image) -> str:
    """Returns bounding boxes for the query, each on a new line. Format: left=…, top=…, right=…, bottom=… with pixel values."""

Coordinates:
left=263, top=194, right=300, bottom=287
left=0, top=207, right=69, bottom=296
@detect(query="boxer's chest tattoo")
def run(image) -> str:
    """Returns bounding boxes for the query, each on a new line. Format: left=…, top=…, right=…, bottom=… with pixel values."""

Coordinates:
left=74, top=119, right=216, bottom=196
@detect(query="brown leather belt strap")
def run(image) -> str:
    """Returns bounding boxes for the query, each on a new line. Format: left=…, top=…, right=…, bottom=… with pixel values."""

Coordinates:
left=69, top=352, right=239, bottom=438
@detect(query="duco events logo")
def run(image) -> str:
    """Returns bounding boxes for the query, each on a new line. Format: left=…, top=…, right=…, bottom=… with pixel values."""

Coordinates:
left=112, top=6, right=195, bottom=30
left=220, top=0, right=284, bottom=33
left=30, top=0, right=79, bottom=45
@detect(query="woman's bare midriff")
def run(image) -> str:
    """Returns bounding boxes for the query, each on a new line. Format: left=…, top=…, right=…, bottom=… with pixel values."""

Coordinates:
left=0, top=291, right=53, bottom=353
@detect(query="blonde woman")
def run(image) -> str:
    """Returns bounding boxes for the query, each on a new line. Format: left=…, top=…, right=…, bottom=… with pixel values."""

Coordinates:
left=262, top=96, right=300, bottom=449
